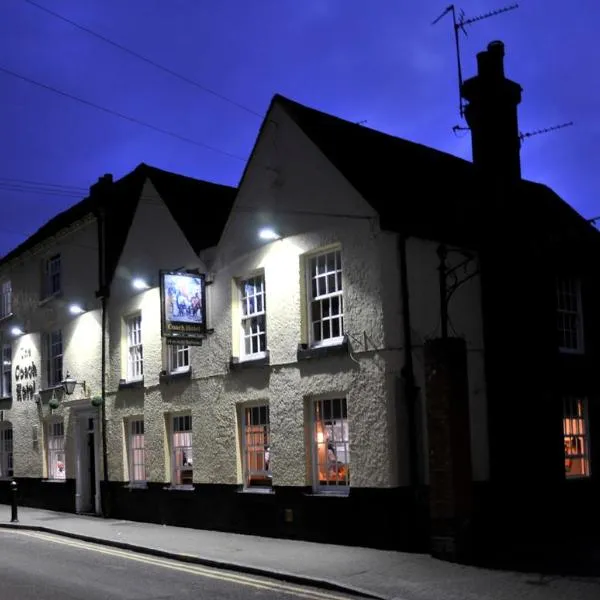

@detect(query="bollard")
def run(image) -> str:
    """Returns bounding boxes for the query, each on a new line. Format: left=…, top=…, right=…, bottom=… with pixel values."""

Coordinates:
left=10, top=479, right=18, bottom=523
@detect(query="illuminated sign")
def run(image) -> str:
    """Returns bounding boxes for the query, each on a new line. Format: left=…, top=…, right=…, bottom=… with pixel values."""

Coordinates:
left=159, top=270, right=206, bottom=345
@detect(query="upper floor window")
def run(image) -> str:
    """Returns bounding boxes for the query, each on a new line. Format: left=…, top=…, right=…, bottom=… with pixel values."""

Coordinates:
left=127, top=418, right=147, bottom=485
left=171, top=414, right=192, bottom=487
left=240, top=274, right=267, bottom=360
left=42, top=254, right=61, bottom=299
left=241, top=404, right=271, bottom=488
left=0, top=280, right=12, bottom=319
left=1, top=343, right=11, bottom=398
left=126, top=314, right=143, bottom=381
left=563, top=397, right=591, bottom=479
left=556, top=277, right=583, bottom=353
left=311, top=397, right=350, bottom=493
left=0, top=423, right=13, bottom=479
left=168, top=344, right=189, bottom=374
left=44, top=330, right=63, bottom=388
left=308, top=249, right=344, bottom=347
left=47, top=420, right=65, bottom=480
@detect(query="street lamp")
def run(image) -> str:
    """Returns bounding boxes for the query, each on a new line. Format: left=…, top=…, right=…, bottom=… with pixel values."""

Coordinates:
left=61, top=372, right=86, bottom=395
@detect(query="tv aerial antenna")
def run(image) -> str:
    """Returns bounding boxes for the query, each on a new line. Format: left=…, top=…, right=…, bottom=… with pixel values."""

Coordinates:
left=432, top=4, right=519, bottom=119
left=519, top=121, right=574, bottom=143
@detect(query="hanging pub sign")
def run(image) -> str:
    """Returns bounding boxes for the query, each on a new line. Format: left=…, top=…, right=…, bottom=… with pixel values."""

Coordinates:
left=160, top=270, right=206, bottom=346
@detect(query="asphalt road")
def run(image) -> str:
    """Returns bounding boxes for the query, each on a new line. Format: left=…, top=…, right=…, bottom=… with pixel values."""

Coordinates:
left=0, top=529, right=358, bottom=600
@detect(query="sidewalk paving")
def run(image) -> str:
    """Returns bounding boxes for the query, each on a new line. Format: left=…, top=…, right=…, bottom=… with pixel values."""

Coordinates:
left=1, top=504, right=599, bottom=600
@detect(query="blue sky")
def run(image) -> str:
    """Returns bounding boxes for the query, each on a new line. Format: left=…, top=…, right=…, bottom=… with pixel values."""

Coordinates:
left=1, top=0, right=598, bottom=257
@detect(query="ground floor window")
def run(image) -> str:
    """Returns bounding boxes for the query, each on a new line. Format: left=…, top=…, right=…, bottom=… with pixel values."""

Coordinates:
left=242, top=404, right=271, bottom=488
left=563, top=397, right=591, bottom=478
left=312, top=397, right=350, bottom=492
left=47, top=420, right=65, bottom=480
left=0, top=423, right=13, bottom=479
left=127, top=419, right=146, bottom=484
left=172, top=414, right=192, bottom=487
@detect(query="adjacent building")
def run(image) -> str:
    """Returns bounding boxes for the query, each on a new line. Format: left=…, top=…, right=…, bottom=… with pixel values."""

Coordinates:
left=0, top=41, right=597, bottom=565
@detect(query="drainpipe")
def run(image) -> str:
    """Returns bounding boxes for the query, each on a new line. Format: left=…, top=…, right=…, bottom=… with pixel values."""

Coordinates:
left=94, top=201, right=109, bottom=515
left=398, top=234, right=420, bottom=507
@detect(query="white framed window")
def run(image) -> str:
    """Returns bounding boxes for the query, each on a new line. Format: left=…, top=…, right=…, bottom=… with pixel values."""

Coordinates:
left=171, top=414, right=192, bottom=487
left=0, top=423, right=13, bottom=479
left=126, top=314, right=143, bottom=381
left=42, top=254, right=61, bottom=299
left=240, top=274, right=267, bottom=360
left=242, top=404, right=271, bottom=488
left=44, top=330, right=63, bottom=388
left=127, top=418, right=146, bottom=484
left=557, top=277, right=583, bottom=353
left=168, top=344, right=189, bottom=373
left=307, top=249, right=344, bottom=347
left=47, top=420, right=65, bottom=480
left=311, top=397, right=350, bottom=492
left=563, top=397, right=591, bottom=479
left=1, top=343, right=11, bottom=398
left=0, top=280, right=12, bottom=319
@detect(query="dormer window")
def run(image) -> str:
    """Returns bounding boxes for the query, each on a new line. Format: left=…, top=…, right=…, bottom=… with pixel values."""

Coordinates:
left=42, top=254, right=61, bottom=300
left=0, top=280, right=12, bottom=319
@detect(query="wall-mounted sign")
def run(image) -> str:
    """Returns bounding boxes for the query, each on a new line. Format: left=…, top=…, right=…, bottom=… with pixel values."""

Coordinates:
left=14, top=347, right=38, bottom=401
left=160, top=270, right=206, bottom=346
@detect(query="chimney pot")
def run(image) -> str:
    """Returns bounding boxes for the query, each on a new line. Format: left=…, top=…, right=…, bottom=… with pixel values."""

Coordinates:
left=476, top=40, right=505, bottom=80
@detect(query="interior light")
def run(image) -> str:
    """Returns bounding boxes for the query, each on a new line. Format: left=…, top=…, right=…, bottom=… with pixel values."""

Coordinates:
left=69, top=304, right=84, bottom=315
left=132, top=278, right=150, bottom=290
left=10, top=326, right=23, bottom=337
left=258, top=228, right=280, bottom=241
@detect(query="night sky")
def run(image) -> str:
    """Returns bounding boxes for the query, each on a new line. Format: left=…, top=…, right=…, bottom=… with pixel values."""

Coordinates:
left=1, top=0, right=598, bottom=257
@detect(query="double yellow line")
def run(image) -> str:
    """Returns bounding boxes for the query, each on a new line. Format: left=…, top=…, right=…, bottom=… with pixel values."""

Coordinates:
left=4, top=529, right=357, bottom=600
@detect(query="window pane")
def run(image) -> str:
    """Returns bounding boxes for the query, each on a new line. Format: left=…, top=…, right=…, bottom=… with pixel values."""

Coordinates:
left=240, top=274, right=267, bottom=358
left=563, top=397, right=591, bottom=478
left=243, top=405, right=271, bottom=487
left=309, top=251, right=343, bottom=345
left=313, top=398, right=349, bottom=490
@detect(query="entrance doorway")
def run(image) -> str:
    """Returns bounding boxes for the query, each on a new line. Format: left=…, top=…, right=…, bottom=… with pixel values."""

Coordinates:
left=75, top=411, right=100, bottom=514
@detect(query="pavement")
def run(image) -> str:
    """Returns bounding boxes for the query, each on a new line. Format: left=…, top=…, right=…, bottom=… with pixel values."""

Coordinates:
left=1, top=504, right=599, bottom=600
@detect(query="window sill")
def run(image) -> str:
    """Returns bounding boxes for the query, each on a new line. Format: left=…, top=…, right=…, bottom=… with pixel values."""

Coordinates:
left=237, top=486, right=274, bottom=495
left=164, top=484, right=194, bottom=492
left=303, top=489, right=350, bottom=498
left=159, top=369, right=191, bottom=385
left=39, top=292, right=62, bottom=307
left=125, top=482, right=148, bottom=490
left=118, top=379, right=144, bottom=390
left=230, top=351, right=270, bottom=370
left=297, top=337, right=349, bottom=361
left=558, top=347, right=585, bottom=355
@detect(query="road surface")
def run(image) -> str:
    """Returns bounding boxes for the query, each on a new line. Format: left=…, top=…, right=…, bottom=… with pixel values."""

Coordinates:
left=0, top=529, right=359, bottom=600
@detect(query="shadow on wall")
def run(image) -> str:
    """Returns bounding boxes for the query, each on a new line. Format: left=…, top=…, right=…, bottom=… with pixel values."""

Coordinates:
left=114, top=387, right=145, bottom=410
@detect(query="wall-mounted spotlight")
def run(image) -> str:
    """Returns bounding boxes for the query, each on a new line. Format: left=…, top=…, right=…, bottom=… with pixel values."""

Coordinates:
left=132, top=277, right=150, bottom=290
left=258, top=227, right=280, bottom=241
left=10, top=326, right=23, bottom=337
left=69, top=304, right=85, bottom=315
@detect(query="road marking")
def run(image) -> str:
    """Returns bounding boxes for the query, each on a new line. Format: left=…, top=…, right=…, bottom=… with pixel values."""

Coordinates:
left=2, top=530, right=357, bottom=600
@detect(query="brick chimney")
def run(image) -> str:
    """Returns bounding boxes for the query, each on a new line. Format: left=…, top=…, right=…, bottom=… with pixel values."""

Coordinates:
left=89, top=173, right=113, bottom=197
left=461, top=41, right=522, bottom=182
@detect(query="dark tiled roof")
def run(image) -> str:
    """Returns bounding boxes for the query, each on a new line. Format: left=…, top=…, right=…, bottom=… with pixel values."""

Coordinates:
left=273, top=94, right=599, bottom=250
left=0, top=164, right=237, bottom=287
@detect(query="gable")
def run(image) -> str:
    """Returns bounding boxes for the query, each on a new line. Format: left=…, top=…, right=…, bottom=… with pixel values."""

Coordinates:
left=215, top=101, right=378, bottom=269
left=110, top=179, right=202, bottom=299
